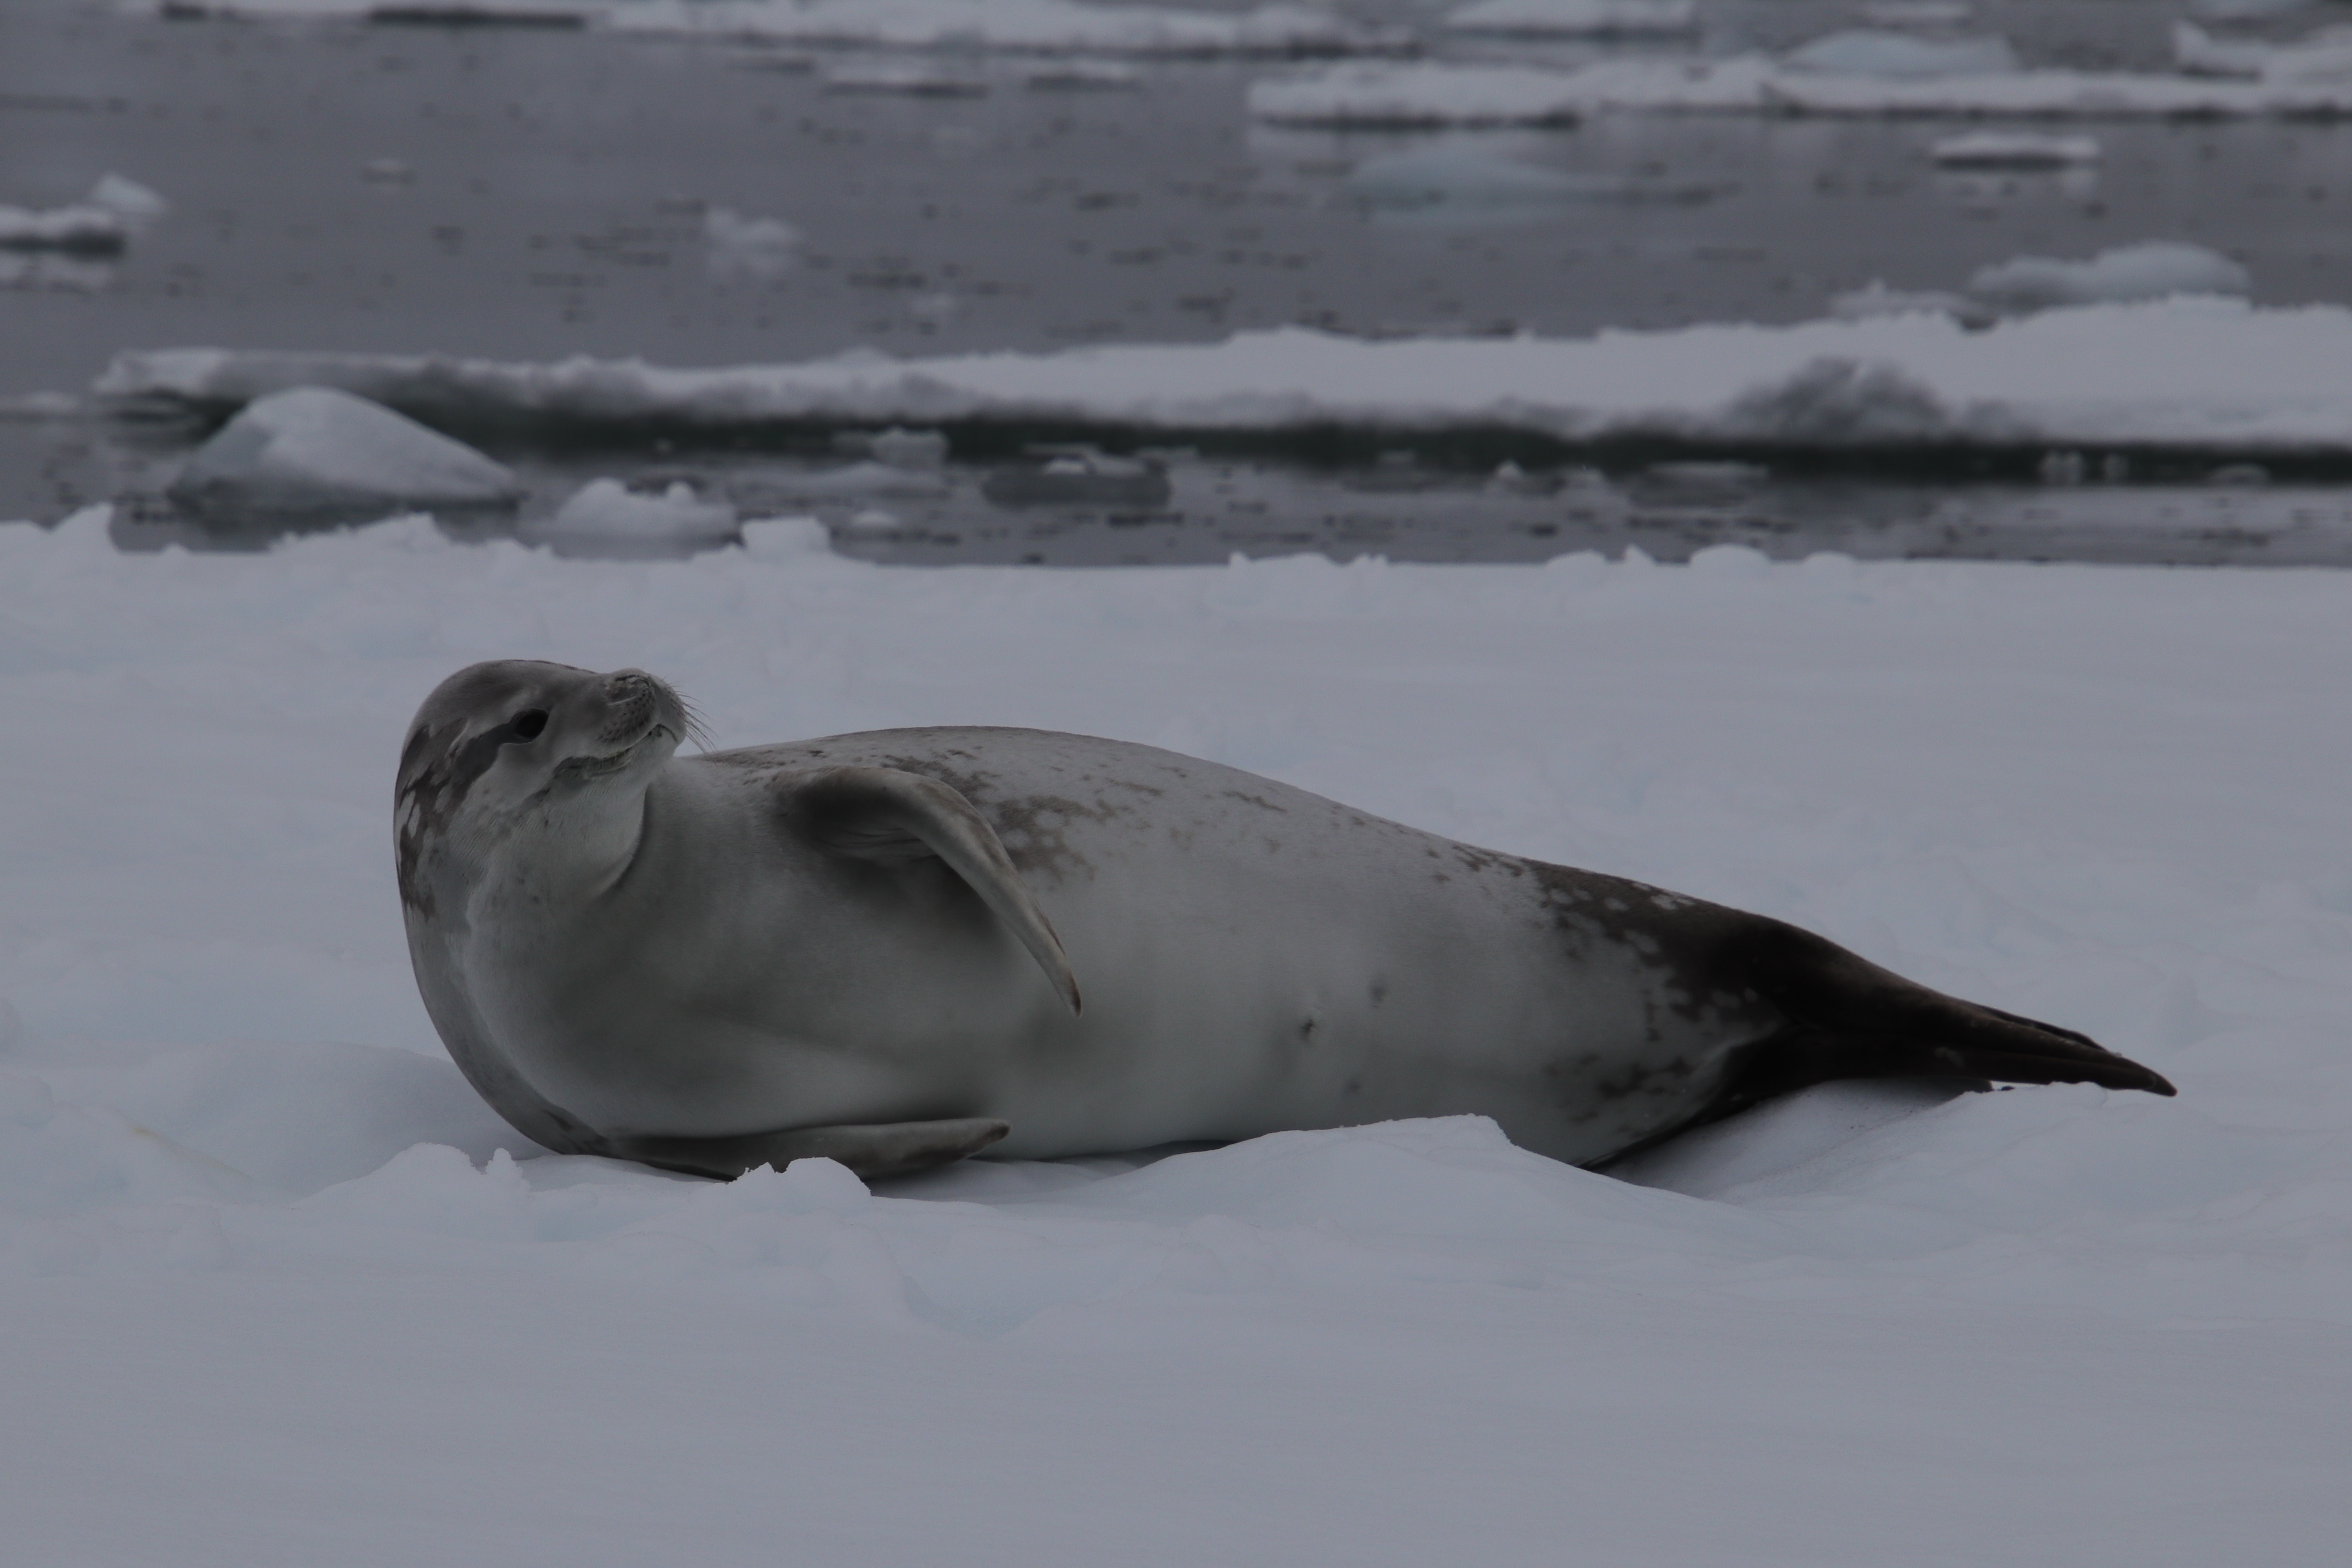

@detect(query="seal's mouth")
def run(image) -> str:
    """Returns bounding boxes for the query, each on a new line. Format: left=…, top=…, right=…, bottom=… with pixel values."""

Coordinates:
left=555, top=722, right=676, bottom=785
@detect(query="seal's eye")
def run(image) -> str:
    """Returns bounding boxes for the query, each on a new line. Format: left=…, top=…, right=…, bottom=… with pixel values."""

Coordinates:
left=508, top=710, right=549, bottom=742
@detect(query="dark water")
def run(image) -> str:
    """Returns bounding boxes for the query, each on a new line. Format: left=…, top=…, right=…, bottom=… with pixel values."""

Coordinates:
left=10, top=0, right=2352, bottom=563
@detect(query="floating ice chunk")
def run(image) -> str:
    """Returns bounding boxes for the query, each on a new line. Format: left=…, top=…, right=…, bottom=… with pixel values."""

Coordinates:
left=703, top=206, right=800, bottom=279
left=1442, top=0, right=1697, bottom=38
left=2174, top=20, right=2352, bottom=82
left=530, top=478, right=739, bottom=547
left=1929, top=131, right=2101, bottom=168
left=1782, top=29, right=2018, bottom=79
left=87, top=174, right=170, bottom=228
left=1968, top=241, right=2251, bottom=313
left=0, top=202, right=126, bottom=255
left=1, top=174, right=168, bottom=255
left=167, top=387, right=519, bottom=519
left=823, top=64, right=989, bottom=96
left=607, top=0, right=1402, bottom=57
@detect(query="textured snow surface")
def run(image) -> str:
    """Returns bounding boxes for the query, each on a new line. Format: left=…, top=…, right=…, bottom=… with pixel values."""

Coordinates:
left=95, top=298, right=2352, bottom=455
left=0, top=510, right=2347, bottom=1561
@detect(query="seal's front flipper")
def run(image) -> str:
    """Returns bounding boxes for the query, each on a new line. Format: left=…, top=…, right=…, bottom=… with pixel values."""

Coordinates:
left=1725, top=918, right=2177, bottom=1110
left=617, top=1117, right=1012, bottom=1180
left=780, top=765, right=1083, bottom=1016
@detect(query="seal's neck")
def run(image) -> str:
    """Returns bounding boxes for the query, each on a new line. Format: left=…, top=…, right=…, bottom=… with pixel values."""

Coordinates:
left=476, top=774, right=656, bottom=913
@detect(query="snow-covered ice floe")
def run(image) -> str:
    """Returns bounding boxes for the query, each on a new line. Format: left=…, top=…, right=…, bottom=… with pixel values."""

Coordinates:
left=1965, top=241, right=2249, bottom=314
left=0, top=508, right=2348, bottom=1561
left=2175, top=19, right=2352, bottom=82
left=1929, top=130, right=2102, bottom=167
left=1250, top=53, right=2352, bottom=124
left=604, top=0, right=1409, bottom=56
left=1440, top=0, right=1698, bottom=39
left=95, top=297, right=2352, bottom=462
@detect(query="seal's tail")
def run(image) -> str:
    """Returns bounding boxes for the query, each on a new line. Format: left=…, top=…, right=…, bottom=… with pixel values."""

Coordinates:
left=1721, top=918, right=2176, bottom=1110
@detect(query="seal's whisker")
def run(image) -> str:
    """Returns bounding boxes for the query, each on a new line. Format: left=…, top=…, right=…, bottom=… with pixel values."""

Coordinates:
left=676, top=696, right=714, bottom=752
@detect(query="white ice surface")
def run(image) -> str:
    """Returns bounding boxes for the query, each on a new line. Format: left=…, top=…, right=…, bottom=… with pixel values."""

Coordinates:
left=1250, top=53, right=2352, bottom=123
left=167, top=386, right=522, bottom=515
left=94, top=296, right=2352, bottom=454
left=0, top=510, right=2349, bottom=1562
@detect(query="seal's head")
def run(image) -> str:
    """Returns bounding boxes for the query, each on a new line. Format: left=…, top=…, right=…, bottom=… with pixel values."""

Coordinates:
left=396, top=660, right=698, bottom=915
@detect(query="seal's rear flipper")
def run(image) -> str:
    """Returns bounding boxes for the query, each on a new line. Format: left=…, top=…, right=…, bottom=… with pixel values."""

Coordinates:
left=617, top=1117, right=1012, bottom=1180
left=1719, top=919, right=2176, bottom=1115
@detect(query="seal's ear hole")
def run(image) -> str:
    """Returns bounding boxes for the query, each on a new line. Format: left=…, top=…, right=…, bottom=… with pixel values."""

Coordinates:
left=508, top=710, right=549, bottom=742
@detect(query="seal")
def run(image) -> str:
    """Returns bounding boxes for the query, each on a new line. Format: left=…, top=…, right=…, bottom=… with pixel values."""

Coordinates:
left=397, top=660, right=2175, bottom=1180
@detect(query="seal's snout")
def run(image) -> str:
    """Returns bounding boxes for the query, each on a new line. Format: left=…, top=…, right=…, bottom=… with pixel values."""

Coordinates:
left=596, top=668, right=667, bottom=746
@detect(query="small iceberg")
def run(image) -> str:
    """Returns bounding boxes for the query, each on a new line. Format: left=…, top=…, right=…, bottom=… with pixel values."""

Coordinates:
left=0, top=174, right=168, bottom=256
left=167, top=387, right=519, bottom=521
left=1966, top=241, right=2250, bottom=313
left=1929, top=132, right=2101, bottom=168
left=525, top=478, right=740, bottom=551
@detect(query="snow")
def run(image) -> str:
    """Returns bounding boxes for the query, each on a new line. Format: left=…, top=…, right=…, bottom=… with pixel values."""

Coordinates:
left=1440, top=0, right=1698, bottom=38
left=526, top=476, right=741, bottom=549
left=93, top=296, right=2352, bottom=458
left=1, top=507, right=2349, bottom=1561
left=1965, top=241, right=2250, bottom=313
left=605, top=0, right=1405, bottom=57
left=165, top=386, right=522, bottom=519
left=1249, top=54, right=2352, bottom=124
